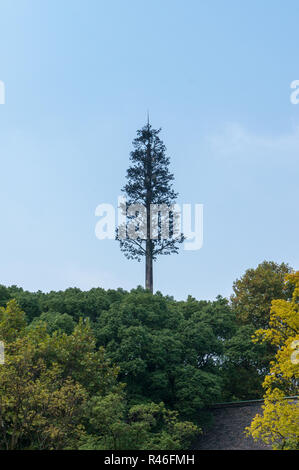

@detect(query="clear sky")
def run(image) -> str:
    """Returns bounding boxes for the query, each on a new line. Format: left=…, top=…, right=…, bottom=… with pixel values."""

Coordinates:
left=0, top=0, right=298, bottom=300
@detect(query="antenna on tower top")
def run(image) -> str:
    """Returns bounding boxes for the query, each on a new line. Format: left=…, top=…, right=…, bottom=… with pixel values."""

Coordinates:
left=147, top=109, right=150, bottom=128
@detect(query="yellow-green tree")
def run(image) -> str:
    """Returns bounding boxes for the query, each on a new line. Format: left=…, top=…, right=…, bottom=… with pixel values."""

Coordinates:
left=0, top=300, right=119, bottom=450
left=231, top=261, right=292, bottom=329
left=247, top=272, right=299, bottom=449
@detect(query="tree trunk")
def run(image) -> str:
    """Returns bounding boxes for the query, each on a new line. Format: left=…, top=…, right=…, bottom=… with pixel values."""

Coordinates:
left=145, top=239, right=153, bottom=293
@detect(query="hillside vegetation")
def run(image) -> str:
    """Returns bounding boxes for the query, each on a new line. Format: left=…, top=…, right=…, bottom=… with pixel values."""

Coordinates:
left=0, top=261, right=295, bottom=450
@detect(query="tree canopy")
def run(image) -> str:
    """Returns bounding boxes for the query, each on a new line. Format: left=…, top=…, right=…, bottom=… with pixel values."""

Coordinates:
left=117, top=122, right=183, bottom=292
left=0, top=260, right=296, bottom=450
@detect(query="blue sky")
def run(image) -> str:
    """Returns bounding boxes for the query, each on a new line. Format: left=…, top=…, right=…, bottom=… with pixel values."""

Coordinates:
left=0, top=0, right=298, bottom=300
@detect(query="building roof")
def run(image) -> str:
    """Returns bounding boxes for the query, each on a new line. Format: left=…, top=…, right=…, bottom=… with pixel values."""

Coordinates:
left=194, top=397, right=298, bottom=450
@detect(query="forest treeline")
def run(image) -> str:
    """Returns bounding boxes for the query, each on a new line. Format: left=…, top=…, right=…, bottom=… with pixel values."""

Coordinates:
left=0, top=261, right=297, bottom=450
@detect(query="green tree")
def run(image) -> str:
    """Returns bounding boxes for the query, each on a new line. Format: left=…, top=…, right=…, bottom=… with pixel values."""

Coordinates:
left=0, top=285, right=11, bottom=308
left=29, top=311, right=75, bottom=335
left=95, top=289, right=232, bottom=418
left=79, top=399, right=200, bottom=450
left=0, top=301, right=121, bottom=449
left=220, top=324, right=270, bottom=400
left=0, top=299, right=200, bottom=450
left=6, top=286, right=42, bottom=322
left=0, top=299, right=27, bottom=342
left=220, top=261, right=292, bottom=401
left=231, top=261, right=292, bottom=329
left=117, top=121, right=184, bottom=293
